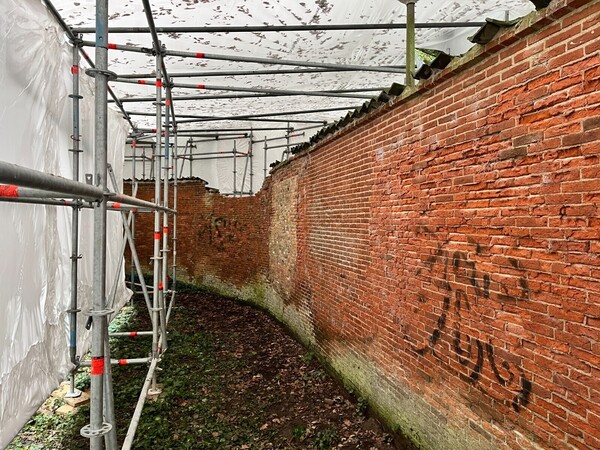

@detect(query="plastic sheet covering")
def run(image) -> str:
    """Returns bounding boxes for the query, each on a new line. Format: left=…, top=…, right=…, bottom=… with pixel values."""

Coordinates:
left=214, top=131, right=306, bottom=193
left=0, top=1, right=131, bottom=447
left=52, top=0, right=534, bottom=130
left=97, top=0, right=533, bottom=193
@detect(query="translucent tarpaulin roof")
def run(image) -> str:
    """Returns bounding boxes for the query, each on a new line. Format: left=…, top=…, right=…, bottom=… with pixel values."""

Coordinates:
left=51, top=0, right=535, bottom=132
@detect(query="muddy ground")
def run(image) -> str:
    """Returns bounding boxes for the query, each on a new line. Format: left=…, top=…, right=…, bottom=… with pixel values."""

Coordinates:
left=10, top=289, right=415, bottom=449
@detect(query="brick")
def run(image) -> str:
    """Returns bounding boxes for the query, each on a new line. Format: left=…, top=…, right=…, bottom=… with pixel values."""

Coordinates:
left=545, top=24, right=583, bottom=49
left=499, top=146, right=528, bottom=160
left=513, top=132, right=544, bottom=147
left=583, top=117, right=600, bottom=132
left=562, top=178, right=600, bottom=193
left=585, top=38, right=600, bottom=56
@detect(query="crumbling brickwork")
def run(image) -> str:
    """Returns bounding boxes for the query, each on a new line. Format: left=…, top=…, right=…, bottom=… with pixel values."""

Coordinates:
left=127, top=180, right=270, bottom=286
left=129, top=0, right=600, bottom=448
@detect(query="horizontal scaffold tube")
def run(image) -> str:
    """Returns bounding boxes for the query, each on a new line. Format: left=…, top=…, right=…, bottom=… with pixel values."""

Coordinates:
left=175, top=154, right=244, bottom=161
left=111, top=92, right=283, bottom=103
left=115, top=67, right=406, bottom=79
left=109, top=331, right=154, bottom=337
left=253, top=132, right=305, bottom=144
left=109, top=193, right=176, bottom=214
left=177, top=151, right=249, bottom=157
left=178, top=135, right=248, bottom=144
left=176, top=127, right=290, bottom=132
left=136, top=133, right=247, bottom=140
left=175, top=105, right=360, bottom=124
left=110, top=86, right=391, bottom=104
left=267, top=141, right=308, bottom=150
left=0, top=185, right=96, bottom=201
left=0, top=161, right=104, bottom=198
left=72, top=22, right=486, bottom=34
left=80, top=41, right=406, bottom=74
left=0, top=197, right=85, bottom=207
left=0, top=162, right=174, bottom=213
left=114, top=78, right=385, bottom=100
left=177, top=117, right=327, bottom=125
left=174, top=134, right=248, bottom=139
left=0, top=196, right=150, bottom=212
left=81, top=357, right=152, bottom=366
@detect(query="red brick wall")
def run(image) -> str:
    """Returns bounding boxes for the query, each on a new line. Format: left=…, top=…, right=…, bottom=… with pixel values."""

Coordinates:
left=129, top=1, right=600, bottom=448
left=126, top=180, right=270, bottom=286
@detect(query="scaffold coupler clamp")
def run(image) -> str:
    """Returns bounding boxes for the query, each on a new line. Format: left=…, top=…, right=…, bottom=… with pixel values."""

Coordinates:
left=85, top=67, right=118, bottom=81
left=69, top=253, right=83, bottom=262
left=84, top=306, right=115, bottom=330
left=87, top=307, right=114, bottom=318
left=80, top=422, right=113, bottom=439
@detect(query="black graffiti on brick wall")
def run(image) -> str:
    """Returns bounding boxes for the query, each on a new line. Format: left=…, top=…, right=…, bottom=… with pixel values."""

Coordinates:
left=402, top=233, right=532, bottom=413
left=206, top=217, right=241, bottom=251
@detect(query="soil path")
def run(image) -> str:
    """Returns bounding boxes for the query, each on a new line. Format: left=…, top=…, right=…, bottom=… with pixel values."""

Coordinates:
left=160, top=291, right=415, bottom=449
left=10, top=291, right=416, bottom=449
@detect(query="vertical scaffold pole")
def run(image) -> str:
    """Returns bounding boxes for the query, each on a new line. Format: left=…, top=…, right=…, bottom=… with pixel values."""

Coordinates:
left=263, top=137, right=267, bottom=181
left=240, top=139, right=250, bottom=195
left=81, top=0, right=114, bottom=447
left=67, top=38, right=83, bottom=400
left=103, top=336, right=118, bottom=449
left=405, top=0, right=416, bottom=87
left=160, top=73, right=170, bottom=352
left=177, top=139, right=185, bottom=178
left=101, top=29, right=117, bottom=450
left=283, top=123, right=291, bottom=160
left=168, top=129, right=178, bottom=324
left=130, top=140, right=137, bottom=291
left=249, top=132, right=254, bottom=195
left=150, top=41, right=163, bottom=395
left=189, top=141, right=193, bottom=178
left=233, top=140, right=237, bottom=196
left=142, top=147, right=147, bottom=180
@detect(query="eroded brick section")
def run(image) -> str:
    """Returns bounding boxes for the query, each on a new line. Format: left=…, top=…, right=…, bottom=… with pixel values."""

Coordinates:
left=268, top=176, right=298, bottom=299
left=129, top=1, right=600, bottom=448
left=126, top=179, right=270, bottom=286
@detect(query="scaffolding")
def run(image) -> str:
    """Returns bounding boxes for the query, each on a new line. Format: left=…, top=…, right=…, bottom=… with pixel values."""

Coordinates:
left=0, top=2, right=176, bottom=449
left=0, top=0, right=497, bottom=447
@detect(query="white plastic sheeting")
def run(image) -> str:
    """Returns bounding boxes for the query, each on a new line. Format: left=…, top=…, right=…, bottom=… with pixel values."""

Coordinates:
left=53, top=0, right=535, bottom=193
left=52, top=0, right=536, bottom=126
left=0, top=1, right=130, bottom=447
left=125, top=128, right=308, bottom=193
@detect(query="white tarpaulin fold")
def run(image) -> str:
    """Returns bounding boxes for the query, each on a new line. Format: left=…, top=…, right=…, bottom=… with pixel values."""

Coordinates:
left=0, top=1, right=130, bottom=447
